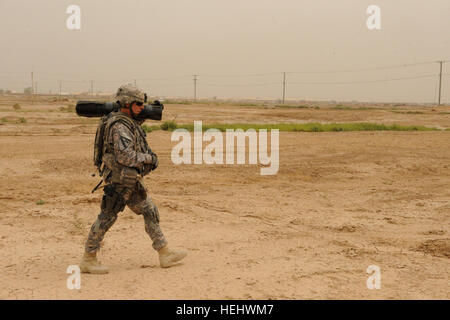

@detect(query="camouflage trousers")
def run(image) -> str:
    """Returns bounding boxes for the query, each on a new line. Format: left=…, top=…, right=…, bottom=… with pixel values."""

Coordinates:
left=85, top=181, right=168, bottom=253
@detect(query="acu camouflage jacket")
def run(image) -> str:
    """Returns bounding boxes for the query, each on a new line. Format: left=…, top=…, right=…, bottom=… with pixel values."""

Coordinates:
left=99, top=112, right=154, bottom=185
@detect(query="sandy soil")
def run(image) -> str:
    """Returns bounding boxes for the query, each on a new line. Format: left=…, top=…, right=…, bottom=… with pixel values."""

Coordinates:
left=0, top=96, right=449, bottom=299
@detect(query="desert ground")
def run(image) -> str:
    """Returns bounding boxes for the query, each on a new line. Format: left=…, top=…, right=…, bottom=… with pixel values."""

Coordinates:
left=0, top=95, right=449, bottom=299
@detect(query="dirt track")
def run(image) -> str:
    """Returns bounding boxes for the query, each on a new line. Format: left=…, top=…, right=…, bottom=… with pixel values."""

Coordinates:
left=0, top=97, right=449, bottom=299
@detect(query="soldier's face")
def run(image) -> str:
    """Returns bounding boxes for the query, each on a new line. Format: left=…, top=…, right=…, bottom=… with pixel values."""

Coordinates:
left=131, top=102, right=144, bottom=116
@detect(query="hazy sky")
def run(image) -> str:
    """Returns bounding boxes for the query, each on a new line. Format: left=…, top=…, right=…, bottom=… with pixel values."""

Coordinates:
left=1, top=0, right=449, bottom=103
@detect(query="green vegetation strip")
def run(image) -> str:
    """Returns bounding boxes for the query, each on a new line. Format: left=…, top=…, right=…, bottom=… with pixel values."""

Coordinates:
left=275, top=105, right=314, bottom=109
left=143, top=121, right=438, bottom=132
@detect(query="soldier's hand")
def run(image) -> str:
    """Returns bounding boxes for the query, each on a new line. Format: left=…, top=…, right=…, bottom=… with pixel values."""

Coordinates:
left=151, top=153, right=158, bottom=171
left=144, top=153, right=154, bottom=165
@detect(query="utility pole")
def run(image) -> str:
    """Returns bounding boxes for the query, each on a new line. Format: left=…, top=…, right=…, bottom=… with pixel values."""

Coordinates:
left=90, top=80, right=94, bottom=96
left=134, top=79, right=137, bottom=86
left=59, top=80, right=62, bottom=97
left=437, top=61, right=443, bottom=106
left=193, top=74, right=198, bottom=101
left=31, top=72, right=34, bottom=104
left=31, top=72, right=34, bottom=94
left=282, top=72, right=286, bottom=104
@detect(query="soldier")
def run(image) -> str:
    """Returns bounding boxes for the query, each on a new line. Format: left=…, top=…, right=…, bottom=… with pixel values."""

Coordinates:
left=80, top=84, right=187, bottom=274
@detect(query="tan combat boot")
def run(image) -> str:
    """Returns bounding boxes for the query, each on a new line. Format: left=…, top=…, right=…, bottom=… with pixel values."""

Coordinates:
left=79, top=251, right=109, bottom=274
left=158, top=246, right=187, bottom=268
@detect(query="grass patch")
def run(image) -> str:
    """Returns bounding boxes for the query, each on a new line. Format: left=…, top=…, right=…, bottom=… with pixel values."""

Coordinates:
left=1, top=117, right=7, bottom=123
left=36, top=200, right=45, bottom=205
left=160, top=121, right=178, bottom=131
left=332, top=105, right=373, bottom=110
left=13, top=103, right=21, bottom=110
left=235, top=102, right=259, bottom=107
left=144, top=121, right=439, bottom=132
left=19, top=117, right=27, bottom=123
left=143, top=124, right=163, bottom=132
left=164, top=100, right=192, bottom=105
left=275, top=104, right=311, bottom=109
left=162, top=100, right=262, bottom=107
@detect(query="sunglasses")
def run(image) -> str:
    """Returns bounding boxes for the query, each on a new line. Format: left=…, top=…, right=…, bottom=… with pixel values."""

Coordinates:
left=134, top=101, right=143, bottom=106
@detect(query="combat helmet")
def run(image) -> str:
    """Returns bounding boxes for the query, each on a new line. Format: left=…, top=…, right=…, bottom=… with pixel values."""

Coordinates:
left=115, top=84, right=146, bottom=106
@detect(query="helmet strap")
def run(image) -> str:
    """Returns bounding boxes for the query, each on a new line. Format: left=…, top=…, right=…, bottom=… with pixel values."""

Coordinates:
left=129, top=103, right=137, bottom=118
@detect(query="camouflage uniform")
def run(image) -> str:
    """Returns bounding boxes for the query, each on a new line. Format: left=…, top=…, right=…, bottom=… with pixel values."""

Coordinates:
left=84, top=88, right=168, bottom=253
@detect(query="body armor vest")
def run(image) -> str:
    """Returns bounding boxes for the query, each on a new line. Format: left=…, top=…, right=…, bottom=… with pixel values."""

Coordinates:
left=93, top=112, right=152, bottom=186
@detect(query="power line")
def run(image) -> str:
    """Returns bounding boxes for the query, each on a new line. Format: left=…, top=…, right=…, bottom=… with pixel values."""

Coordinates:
left=199, top=72, right=280, bottom=78
left=2, top=60, right=448, bottom=103
left=197, top=61, right=439, bottom=77
left=200, top=75, right=435, bottom=87
left=135, top=75, right=192, bottom=81
left=288, top=74, right=436, bottom=85
left=287, top=61, right=437, bottom=74
left=202, top=82, right=280, bottom=87
left=2, top=60, right=446, bottom=80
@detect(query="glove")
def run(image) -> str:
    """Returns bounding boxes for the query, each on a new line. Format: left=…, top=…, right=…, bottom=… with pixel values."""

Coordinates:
left=144, top=152, right=158, bottom=167
left=150, top=153, right=158, bottom=171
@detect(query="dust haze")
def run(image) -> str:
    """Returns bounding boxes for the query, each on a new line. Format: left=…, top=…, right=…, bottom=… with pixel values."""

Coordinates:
left=1, top=0, right=449, bottom=301
left=1, top=0, right=449, bottom=102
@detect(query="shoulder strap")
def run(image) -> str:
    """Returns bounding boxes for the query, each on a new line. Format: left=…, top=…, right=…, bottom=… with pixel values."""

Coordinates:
left=102, top=113, right=138, bottom=155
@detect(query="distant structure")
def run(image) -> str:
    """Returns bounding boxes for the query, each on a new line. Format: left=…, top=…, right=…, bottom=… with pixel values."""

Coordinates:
left=24, top=87, right=32, bottom=94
